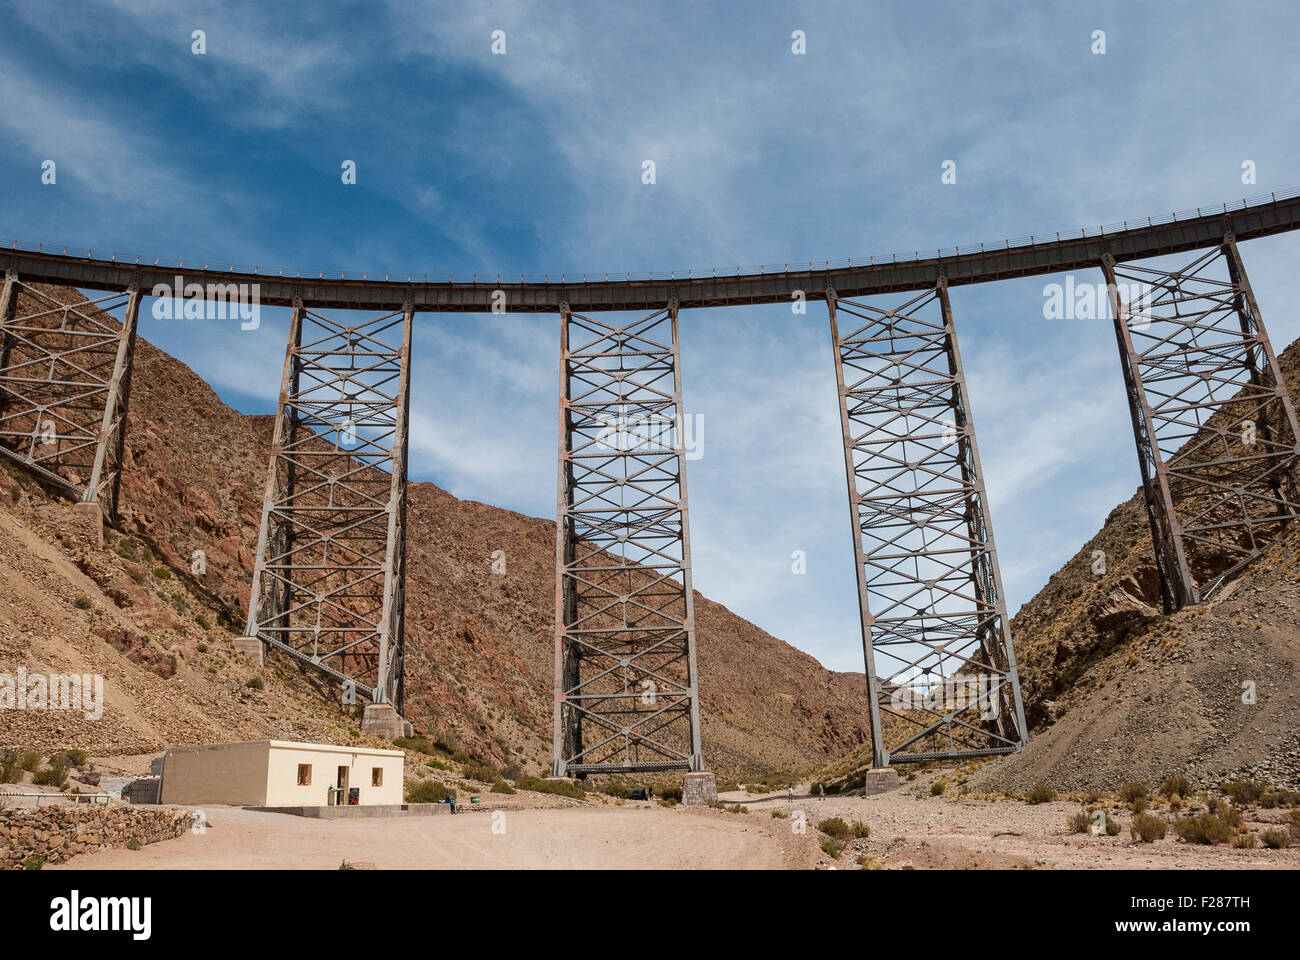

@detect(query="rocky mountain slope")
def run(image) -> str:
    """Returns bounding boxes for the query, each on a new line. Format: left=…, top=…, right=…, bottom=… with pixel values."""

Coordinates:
left=1, top=284, right=869, bottom=777
left=967, top=339, right=1300, bottom=793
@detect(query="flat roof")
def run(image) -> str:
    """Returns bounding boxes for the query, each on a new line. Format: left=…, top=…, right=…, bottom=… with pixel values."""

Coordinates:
left=163, top=740, right=404, bottom=758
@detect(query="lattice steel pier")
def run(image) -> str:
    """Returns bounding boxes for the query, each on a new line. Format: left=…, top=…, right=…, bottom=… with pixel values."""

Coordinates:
left=552, top=301, right=705, bottom=777
left=829, top=280, right=1027, bottom=766
left=241, top=298, right=413, bottom=711
left=1102, top=234, right=1300, bottom=610
left=0, top=268, right=140, bottom=521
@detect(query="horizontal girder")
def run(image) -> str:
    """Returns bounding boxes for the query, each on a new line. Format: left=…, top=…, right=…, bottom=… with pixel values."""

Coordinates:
left=5, top=191, right=1299, bottom=312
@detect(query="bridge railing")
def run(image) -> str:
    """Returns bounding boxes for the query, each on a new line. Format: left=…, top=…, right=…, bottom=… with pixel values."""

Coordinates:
left=4, top=188, right=1296, bottom=287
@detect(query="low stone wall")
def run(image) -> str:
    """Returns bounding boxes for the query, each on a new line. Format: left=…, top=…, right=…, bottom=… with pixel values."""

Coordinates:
left=0, top=803, right=192, bottom=869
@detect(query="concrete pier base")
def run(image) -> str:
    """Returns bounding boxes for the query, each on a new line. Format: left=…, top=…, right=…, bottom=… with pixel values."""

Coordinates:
left=681, top=771, right=717, bottom=805
left=232, top=636, right=264, bottom=665
left=864, top=767, right=901, bottom=795
left=361, top=703, right=411, bottom=740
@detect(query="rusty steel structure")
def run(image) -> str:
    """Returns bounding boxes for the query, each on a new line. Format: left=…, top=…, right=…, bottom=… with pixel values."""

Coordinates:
left=1102, top=236, right=1300, bottom=611
left=3, top=189, right=1300, bottom=766
left=0, top=269, right=140, bottom=520
left=829, top=281, right=1027, bottom=765
left=552, top=302, right=704, bottom=776
left=242, top=299, right=413, bottom=708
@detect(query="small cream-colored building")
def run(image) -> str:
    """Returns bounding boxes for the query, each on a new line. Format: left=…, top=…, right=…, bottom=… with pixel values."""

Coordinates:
left=159, top=740, right=404, bottom=807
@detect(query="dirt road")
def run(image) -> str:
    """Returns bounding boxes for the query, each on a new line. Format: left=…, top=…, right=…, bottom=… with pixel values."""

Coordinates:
left=51, top=804, right=789, bottom=870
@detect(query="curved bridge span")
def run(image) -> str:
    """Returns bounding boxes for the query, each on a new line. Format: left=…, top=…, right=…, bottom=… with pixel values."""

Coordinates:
left=5, top=190, right=1300, bottom=311
left=3, top=190, right=1299, bottom=786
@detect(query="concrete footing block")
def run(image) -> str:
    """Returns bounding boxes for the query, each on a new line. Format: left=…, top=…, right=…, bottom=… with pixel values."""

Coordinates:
left=864, top=767, right=901, bottom=795
left=232, top=636, right=264, bottom=665
left=361, top=703, right=407, bottom=740
left=682, top=771, right=718, bottom=805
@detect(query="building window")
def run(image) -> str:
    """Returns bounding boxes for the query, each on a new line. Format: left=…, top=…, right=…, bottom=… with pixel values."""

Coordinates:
left=371, top=767, right=383, bottom=787
left=297, top=764, right=312, bottom=786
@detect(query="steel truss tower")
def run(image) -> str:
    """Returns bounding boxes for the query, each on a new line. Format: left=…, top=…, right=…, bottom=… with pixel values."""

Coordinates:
left=243, top=299, right=413, bottom=708
left=0, top=269, right=140, bottom=520
left=1102, top=235, right=1300, bottom=611
left=553, top=301, right=704, bottom=777
left=828, top=281, right=1027, bottom=766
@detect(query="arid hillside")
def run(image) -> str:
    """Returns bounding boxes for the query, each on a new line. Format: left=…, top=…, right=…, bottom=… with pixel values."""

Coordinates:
left=1, top=284, right=869, bottom=777
left=966, top=339, right=1300, bottom=793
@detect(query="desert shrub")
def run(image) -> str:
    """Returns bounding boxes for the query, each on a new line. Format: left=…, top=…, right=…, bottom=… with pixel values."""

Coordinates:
left=516, top=775, right=584, bottom=800
left=24, top=855, right=44, bottom=870
left=1259, top=789, right=1300, bottom=808
left=126, top=838, right=140, bottom=851
left=152, top=566, right=172, bottom=580
left=74, top=596, right=92, bottom=610
left=1174, top=812, right=1233, bottom=845
left=857, top=854, right=883, bottom=870
left=461, top=759, right=498, bottom=782
left=1119, top=781, right=1149, bottom=804
left=1233, top=833, right=1258, bottom=849
left=195, top=614, right=211, bottom=631
left=850, top=820, right=870, bottom=839
left=1220, top=780, right=1267, bottom=805
left=771, top=810, right=788, bottom=819
left=393, top=735, right=436, bottom=755
left=725, top=803, right=748, bottom=814
left=1208, top=798, right=1243, bottom=828
left=18, top=751, right=42, bottom=772
left=818, top=817, right=852, bottom=840
left=54, top=748, right=87, bottom=768
left=490, top=779, right=516, bottom=795
left=0, top=748, right=20, bottom=783
left=406, top=780, right=449, bottom=803
left=33, top=753, right=69, bottom=788
left=1066, top=809, right=1092, bottom=834
left=659, top=784, right=683, bottom=803
left=339, top=860, right=356, bottom=870
left=501, top=761, right=523, bottom=780
left=432, top=732, right=462, bottom=755
left=1260, top=829, right=1291, bottom=849
left=930, top=780, right=947, bottom=796
left=245, top=677, right=263, bottom=690
left=820, top=837, right=842, bottom=858
left=1131, top=813, right=1167, bottom=843
left=1103, top=813, right=1122, bottom=836
left=1025, top=784, right=1056, bottom=805
left=196, top=642, right=209, bottom=653
left=1159, top=775, right=1190, bottom=799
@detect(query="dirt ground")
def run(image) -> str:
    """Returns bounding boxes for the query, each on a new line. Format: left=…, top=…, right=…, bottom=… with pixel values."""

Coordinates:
left=47, top=782, right=1300, bottom=870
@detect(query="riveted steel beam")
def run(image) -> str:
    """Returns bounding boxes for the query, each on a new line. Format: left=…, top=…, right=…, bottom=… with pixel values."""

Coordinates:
left=243, top=301, right=414, bottom=706
left=829, top=282, right=1027, bottom=765
left=0, top=274, right=141, bottom=520
left=4, top=192, right=1299, bottom=311
left=552, top=302, right=704, bottom=776
left=1102, top=235, right=1300, bottom=609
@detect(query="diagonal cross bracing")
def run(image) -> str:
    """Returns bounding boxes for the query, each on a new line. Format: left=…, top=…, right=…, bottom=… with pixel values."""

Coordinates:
left=0, top=271, right=140, bottom=519
left=1102, top=235, right=1300, bottom=609
left=553, top=302, right=704, bottom=776
left=829, top=281, right=1027, bottom=766
left=243, top=300, right=412, bottom=707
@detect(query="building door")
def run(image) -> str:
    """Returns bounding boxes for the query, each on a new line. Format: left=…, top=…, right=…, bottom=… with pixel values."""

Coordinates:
left=335, top=765, right=349, bottom=806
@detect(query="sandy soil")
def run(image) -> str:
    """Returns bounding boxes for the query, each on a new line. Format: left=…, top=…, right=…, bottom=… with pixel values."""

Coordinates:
left=46, top=783, right=1300, bottom=869
left=50, top=804, right=790, bottom=870
left=722, top=785, right=1300, bottom=869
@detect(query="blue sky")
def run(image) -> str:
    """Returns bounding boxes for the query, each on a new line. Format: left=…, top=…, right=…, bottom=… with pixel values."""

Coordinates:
left=3, top=1, right=1299, bottom=672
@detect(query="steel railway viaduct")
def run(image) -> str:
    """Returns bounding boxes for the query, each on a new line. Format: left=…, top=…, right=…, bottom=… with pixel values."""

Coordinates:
left=3, top=190, right=1299, bottom=795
